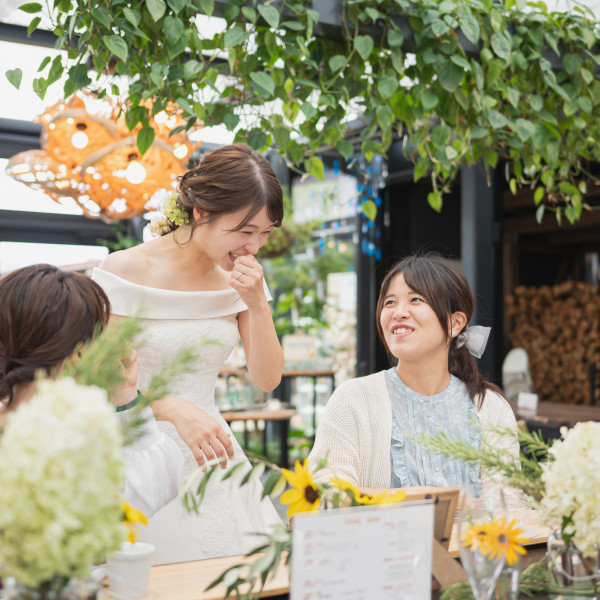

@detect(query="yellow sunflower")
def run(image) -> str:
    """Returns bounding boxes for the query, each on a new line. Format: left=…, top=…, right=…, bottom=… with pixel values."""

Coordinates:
left=461, top=521, right=491, bottom=552
left=121, top=501, right=148, bottom=543
left=355, top=489, right=407, bottom=505
left=484, top=517, right=529, bottom=565
left=330, top=477, right=360, bottom=504
left=280, top=458, right=321, bottom=517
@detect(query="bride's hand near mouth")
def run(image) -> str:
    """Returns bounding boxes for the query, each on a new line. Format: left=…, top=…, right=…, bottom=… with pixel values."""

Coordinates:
left=232, top=254, right=283, bottom=392
left=230, top=255, right=268, bottom=309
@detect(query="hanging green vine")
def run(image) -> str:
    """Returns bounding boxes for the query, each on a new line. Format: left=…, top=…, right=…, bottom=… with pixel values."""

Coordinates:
left=7, top=0, right=600, bottom=222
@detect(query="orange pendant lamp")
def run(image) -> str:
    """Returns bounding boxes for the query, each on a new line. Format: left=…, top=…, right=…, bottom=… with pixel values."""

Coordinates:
left=6, top=91, right=201, bottom=220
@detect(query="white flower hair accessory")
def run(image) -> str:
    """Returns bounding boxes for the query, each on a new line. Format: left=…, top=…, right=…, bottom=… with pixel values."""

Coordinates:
left=148, top=214, right=172, bottom=238
left=455, top=325, right=491, bottom=359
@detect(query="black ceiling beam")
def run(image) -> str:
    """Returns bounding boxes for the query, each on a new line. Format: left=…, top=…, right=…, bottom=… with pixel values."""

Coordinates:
left=0, top=22, right=57, bottom=48
left=0, top=209, right=116, bottom=246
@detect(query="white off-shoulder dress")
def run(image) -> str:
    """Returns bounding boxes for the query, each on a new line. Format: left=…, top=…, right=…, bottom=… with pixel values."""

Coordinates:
left=92, top=268, right=282, bottom=565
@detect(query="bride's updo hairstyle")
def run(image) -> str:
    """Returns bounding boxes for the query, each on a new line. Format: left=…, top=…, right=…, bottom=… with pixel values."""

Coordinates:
left=375, top=253, right=502, bottom=408
left=165, top=143, right=284, bottom=239
left=0, top=264, right=111, bottom=408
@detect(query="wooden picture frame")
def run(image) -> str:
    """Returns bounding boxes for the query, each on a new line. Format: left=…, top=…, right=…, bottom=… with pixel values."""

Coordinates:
left=401, top=486, right=468, bottom=588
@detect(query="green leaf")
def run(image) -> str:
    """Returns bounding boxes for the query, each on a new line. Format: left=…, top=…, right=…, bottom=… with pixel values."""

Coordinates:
left=421, top=91, right=439, bottom=110
left=103, top=35, right=128, bottom=62
left=484, top=148, right=498, bottom=168
left=336, top=139, right=354, bottom=160
left=5, top=68, right=22, bottom=90
left=488, top=110, right=508, bottom=129
left=413, top=158, right=429, bottom=181
left=249, top=71, right=275, bottom=97
left=137, top=126, right=155, bottom=156
left=427, top=191, right=443, bottom=212
left=257, top=4, right=279, bottom=29
left=490, top=31, right=511, bottom=60
left=306, top=156, right=324, bottom=180
left=167, top=0, right=187, bottom=13
left=164, top=16, right=184, bottom=46
left=534, top=187, right=545, bottom=205
left=329, top=55, right=346, bottom=72
left=578, top=96, right=592, bottom=114
left=241, top=6, right=256, bottom=23
left=388, top=29, right=404, bottom=47
left=224, top=27, right=248, bottom=47
left=123, top=7, right=141, bottom=27
left=273, top=126, right=290, bottom=150
left=27, top=16, right=41, bottom=36
left=376, top=104, right=393, bottom=130
left=300, top=103, right=317, bottom=119
left=361, top=200, right=377, bottom=221
left=195, top=0, right=213, bottom=16
left=505, top=87, right=519, bottom=108
left=486, top=59, right=502, bottom=87
left=530, top=96, right=543, bottom=112
left=509, top=178, right=517, bottom=195
left=445, top=146, right=457, bottom=160
left=68, top=63, right=91, bottom=89
left=183, top=59, right=202, bottom=80
left=563, top=53, right=582, bottom=76
left=460, top=16, right=480, bottom=45
left=471, top=126, right=487, bottom=140
left=37, top=56, right=51, bottom=72
left=264, top=30, right=276, bottom=57
left=536, top=204, right=545, bottom=224
left=261, top=470, right=283, bottom=498
left=146, top=0, right=166, bottom=22
left=281, top=20, right=303, bottom=31
left=19, top=2, right=42, bottom=13
left=377, top=76, right=397, bottom=100
left=354, top=35, right=374, bottom=60
left=436, top=61, right=464, bottom=92
left=91, top=6, right=111, bottom=29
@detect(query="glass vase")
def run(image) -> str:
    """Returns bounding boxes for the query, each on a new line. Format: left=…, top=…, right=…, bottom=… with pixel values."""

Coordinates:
left=547, top=529, right=600, bottom=599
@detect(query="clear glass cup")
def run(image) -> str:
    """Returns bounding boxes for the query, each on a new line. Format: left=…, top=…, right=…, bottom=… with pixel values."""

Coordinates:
left=457, top=485, right=507, bottom=600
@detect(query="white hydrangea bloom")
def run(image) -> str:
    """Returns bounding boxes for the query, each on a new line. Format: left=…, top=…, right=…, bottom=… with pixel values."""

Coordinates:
left=0, top=378, right=126, bottom=587
left=539, top=422, right=600, bottom=556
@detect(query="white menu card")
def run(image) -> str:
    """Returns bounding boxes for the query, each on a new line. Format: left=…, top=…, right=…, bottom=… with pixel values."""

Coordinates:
left=290, top=500, right=434, bottom=600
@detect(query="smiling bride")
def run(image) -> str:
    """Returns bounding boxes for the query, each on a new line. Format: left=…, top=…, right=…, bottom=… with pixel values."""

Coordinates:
left=92, top=144, right=284, bottom=564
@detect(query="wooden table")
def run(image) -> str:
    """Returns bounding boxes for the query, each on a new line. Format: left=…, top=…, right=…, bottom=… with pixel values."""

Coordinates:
left=111, top=512, right=549, bottom=600
left=220, top=408, right=297, bottom=467
left=511, top=399, right=600, bottom=439
left=116, top=554, right=290, bottom=600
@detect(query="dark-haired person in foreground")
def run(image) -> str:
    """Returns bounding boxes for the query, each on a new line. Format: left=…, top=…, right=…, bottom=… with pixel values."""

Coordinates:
left=0, top=263, right=183, bottom=517
left=309, top=254, right=519, bottom=497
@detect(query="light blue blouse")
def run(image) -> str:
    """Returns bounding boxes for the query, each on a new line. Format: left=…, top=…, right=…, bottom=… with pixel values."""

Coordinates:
left=386, top=368, right=482, bottom=496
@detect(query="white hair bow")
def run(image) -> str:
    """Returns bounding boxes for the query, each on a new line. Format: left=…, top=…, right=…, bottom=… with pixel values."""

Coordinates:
left=456, top=326, right=491, bottom=359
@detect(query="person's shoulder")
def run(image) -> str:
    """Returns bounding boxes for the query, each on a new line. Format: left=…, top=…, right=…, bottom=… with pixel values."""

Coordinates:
left=478, top=388, right=516, bottom=423
left=331, top=372, right=387, bottom=404
left=98, top=245, right=152, bottom=282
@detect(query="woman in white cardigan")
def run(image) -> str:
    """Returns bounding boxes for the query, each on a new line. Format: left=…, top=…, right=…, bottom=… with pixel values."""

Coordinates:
left=309, top=254, right=519, bottom=496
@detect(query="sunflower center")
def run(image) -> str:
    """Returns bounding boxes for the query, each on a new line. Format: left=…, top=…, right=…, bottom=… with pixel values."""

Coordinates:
left=498, top=534, right=507, bottom=544
left=304, top=485, right=319, bottom=503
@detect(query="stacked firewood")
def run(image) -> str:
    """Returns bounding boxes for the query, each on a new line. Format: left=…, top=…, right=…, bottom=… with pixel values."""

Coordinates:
left=506, top=281, right=600, bottom=404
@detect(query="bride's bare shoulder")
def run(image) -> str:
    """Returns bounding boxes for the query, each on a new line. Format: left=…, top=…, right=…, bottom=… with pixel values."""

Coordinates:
left=98, top=242, right=156, bottom=282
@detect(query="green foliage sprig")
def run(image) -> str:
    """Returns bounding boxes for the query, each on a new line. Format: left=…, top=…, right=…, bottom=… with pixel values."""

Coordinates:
left=441, top=558, right=550, bottom=599
left=61, top=316, right=201, bottom=444
left=418, top=424, right=552, bottom=502
left=10, top=0, right=600, bottom=221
